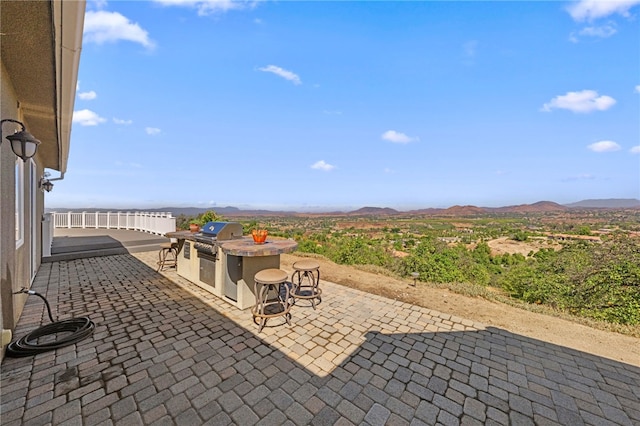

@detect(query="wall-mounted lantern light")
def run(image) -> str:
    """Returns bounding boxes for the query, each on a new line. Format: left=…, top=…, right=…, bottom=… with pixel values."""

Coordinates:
left=39, top=176, right=54, bottom=192
left=1, top=118, right=41, bottom=162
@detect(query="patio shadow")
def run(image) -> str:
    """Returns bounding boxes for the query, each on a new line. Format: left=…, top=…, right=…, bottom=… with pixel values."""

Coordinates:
left=1, top=253, right=638, bottom=425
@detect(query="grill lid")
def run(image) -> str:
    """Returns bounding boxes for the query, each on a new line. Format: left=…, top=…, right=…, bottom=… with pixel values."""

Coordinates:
left=200, top=222, right=243, bottom=241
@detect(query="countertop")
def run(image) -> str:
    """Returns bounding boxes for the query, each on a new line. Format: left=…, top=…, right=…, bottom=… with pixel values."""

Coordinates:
left=166, top=230, right=198, bottom=241
left=221, top=238, right=298, bottom=257
left=165, top=231, right=298, bottom=257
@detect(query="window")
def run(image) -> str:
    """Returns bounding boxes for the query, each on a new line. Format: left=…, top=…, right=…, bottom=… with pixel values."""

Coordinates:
left=15, top=158, right=24, bottom=247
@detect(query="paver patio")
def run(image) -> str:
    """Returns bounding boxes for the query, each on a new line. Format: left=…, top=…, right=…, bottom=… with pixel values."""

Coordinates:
left=1, top=250, right=639, bottom=425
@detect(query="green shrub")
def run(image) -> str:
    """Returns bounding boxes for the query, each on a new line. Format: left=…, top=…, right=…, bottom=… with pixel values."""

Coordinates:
left=293, top=226, right=639, bottom=326
left=498, top=234, right=640, bottom=325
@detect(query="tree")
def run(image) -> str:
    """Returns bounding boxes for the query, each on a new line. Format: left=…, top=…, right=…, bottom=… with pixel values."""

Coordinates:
left=577, top=225, right=592, bottom=236
left=198, top=210, right=224, bottom=224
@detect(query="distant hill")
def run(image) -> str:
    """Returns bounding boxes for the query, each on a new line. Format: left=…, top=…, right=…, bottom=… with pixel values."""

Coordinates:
left=442, top=205, right=487, bottom=216
left=565, top=199, right=640, bottom=208
left=408, top=201, right=567, bottom=216
left=162, top=207, right=299, bottom=217
left=407, top=207, right=445, bottom=215
left=158, top=207, right=239, bottom=216
left=491, top=201, right=568, bottom=213
left=348, top=207, right=400, bottom=216
left=46, top=199, right=639, bottom=217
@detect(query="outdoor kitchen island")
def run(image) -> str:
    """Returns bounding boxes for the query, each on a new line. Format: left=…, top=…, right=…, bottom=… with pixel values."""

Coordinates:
left=166, top=223, right=298, bottom=310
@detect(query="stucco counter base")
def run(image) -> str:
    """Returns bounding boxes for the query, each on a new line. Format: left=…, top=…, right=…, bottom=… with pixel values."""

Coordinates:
left=168, top=233, right=297, bottom=310
left=221, top=238, right=298, bottom=309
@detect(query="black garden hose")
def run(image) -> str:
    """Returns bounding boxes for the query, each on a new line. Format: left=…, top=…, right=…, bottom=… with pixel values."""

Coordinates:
left=6, top=289, right=95, bottom=358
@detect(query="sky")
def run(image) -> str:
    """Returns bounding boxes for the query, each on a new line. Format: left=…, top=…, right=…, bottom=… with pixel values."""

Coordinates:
left=47, top=0, right=640, bottom=212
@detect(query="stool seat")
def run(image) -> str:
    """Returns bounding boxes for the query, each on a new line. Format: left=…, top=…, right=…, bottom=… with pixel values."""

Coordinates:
left=254, top=269, right=288, bottom=285
left=293, top=260, right=320, bottom=271
left=252, top=268, right=291, bottom=332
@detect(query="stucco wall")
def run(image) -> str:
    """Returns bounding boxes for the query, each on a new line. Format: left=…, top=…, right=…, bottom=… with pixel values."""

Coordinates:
left=1, top=62, right=17, bottom=333
left=1, top=0, right=84, bottom=361
left=1, top=62, right=42, bottom=334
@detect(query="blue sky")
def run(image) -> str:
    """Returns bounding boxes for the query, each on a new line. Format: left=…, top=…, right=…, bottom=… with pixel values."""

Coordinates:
left=48, top=0, right=640, bottom=211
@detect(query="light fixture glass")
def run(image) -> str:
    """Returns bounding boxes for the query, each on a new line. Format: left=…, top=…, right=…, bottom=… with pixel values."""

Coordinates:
left=1, top=119, right=41, bottom=162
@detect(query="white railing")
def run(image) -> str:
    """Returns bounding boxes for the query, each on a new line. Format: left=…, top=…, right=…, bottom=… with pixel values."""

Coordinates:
left=50, top=211, right=176, bottom=236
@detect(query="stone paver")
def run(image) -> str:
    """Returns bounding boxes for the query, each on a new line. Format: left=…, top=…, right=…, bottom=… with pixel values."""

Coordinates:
left=1, top=247, right=639, bottom=425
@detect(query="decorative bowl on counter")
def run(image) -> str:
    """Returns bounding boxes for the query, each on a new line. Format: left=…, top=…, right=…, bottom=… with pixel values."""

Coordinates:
left=251, top=229, right=268, bottom=244
left=189, top=223, right=200, bottom=232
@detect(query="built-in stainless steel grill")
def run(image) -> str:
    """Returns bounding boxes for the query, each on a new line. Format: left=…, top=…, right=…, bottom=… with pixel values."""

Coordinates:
left=193, top=222, right=243, bottom=288
left=193, top=222, right=243, bottom=254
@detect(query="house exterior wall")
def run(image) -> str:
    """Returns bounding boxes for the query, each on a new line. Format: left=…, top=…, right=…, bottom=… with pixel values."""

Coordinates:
left=1, top=63, right=20, bottom=333
left=0, top=0, right=85, bottom=361
left=1, top=63, right=45, bottom=334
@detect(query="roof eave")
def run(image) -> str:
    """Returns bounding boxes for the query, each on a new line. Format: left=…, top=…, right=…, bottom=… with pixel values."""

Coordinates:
left=52, top=0, right=85, bottom=173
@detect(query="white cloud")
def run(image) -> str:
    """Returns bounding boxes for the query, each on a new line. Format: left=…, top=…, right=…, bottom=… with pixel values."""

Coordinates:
left=587, top=140, right=621, bottom=152
left=381, top=130, right=419, bottom=144
left=541, top=90, right=616, bottom=113
left=73, top=109, right=107, bottom=126
left=311, top=160, right=335, bottom=171
left=635, top=85, right=640, bottom=93
left=153, top=0, right=248, bottom=15
left=630, top=145, right=640, bottom=154
left=84, top=11, right=155, bottom=48
left=113, top=118, right=133, bottom=125
left=258, top=65, right=302, bottom=85
left=579, top=23, right=617, bottom=37
left=570, top=22, right=618, bottom=42
left=567, top=0, right=640, bottom=22
left=78, top=90, right=97, bottom=100
left=145, top=127, right=161, bottom=135
left=384, top=168, right=395, bottom=174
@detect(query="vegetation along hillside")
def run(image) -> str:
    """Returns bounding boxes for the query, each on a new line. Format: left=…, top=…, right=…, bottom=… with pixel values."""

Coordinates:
left=177, top=207, right=640, bottom=333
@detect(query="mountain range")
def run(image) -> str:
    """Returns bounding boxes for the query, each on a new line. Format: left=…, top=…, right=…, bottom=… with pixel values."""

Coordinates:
left=47, top=199, right=640, bottom=217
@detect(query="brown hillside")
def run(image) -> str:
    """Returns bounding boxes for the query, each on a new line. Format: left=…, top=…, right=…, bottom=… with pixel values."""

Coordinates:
left=492, top=201, right=568, bottom=213
left=443, top=205, right=487, bottom=215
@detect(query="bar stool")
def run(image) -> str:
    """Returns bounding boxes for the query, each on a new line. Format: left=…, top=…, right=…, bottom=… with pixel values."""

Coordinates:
left=291, top=260, right=322, bottom=309
left=252, top=269, right=292, bottom=332
left=156, top=242, right=178, bottom=272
